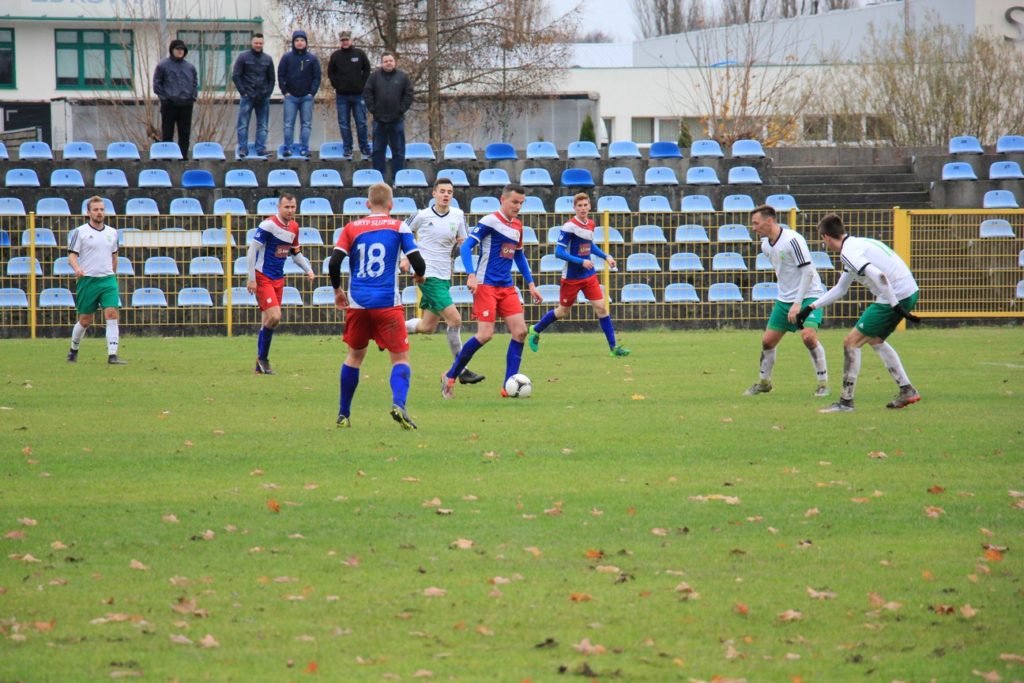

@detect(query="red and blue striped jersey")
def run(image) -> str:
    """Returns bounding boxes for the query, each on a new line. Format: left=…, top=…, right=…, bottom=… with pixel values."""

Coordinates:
left=468, top=211, right=523, bottom=287
left=557, top=216, right=599, bottom=280
left=253, top=215, right=300, bottom=281
left=334, top=213, right=419, bottom=309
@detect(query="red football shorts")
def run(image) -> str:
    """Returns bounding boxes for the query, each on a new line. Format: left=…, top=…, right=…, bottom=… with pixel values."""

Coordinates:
left=255, top=272, right=284, bottom=311
left=559, top=275, right=603, bottom=307
left=472, top=284, right=522, bottom=322
left=344, top=306, right=409, bottom=353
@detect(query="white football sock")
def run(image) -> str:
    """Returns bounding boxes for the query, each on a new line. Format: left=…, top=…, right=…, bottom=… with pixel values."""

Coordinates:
left=871, top=342, right=910, bottom=386
left=808, top=342, right=828, bottom=383
left=70, top=322, right=87, bottom=350
left=105, top=319, right=119, bottom=356
left=840, top=346, right=861, bottom=402
left=759, top=347, right=776, bottom=382
left=406, top=318, right=421, bottom=335
left=446, top=325, right=463, bottom=359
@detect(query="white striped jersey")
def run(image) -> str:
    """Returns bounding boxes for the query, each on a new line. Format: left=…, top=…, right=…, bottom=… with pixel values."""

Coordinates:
left=760, top=227, right=825, bottom=303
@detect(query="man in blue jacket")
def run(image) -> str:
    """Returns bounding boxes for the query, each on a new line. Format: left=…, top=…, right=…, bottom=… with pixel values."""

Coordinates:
left=153, top=39, right=198, bottom=158
left=232, top=33, right=275, bottom=158
left=277, top=30, right=321, bottom=158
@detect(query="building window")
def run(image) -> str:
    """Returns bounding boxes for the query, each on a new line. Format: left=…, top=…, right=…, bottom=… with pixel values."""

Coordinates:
left=803, top=115, right=829, bottom=142
left=631, top=117, right=654, bottom=144
left=656, top=118, right=681, bottom=143
left=55, top=30, right=133, bottom=90
left=864, top=115, right=893, bottom=142
left=0, top=29, right=14, bottom=88
left=178, top=30, right=251, bottom=89
left=601, top=117, right=614, bottom=143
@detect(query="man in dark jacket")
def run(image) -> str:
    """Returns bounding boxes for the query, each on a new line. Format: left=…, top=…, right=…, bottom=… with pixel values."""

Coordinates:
left=327, top=30, right=371, bottom=159
left=364, top=51, right=414, bottom=181
left=153, top=39, right=198, bottom=158
left=232, top=33, right=275, bottom=158
left=277, top=30, right=321, bottom=158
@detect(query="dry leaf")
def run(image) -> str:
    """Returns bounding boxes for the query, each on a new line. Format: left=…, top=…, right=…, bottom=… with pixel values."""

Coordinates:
left=422, top=497, right=442, bottom=508
left=807, top=587, right=837, bottom=600
left=868, top=451, right=887, bottom=459
left=475, top=625, right=494, bottom=636
left=573, top=637, right=606, bottom=655
left=523, top=546, right=542, bottom=558
left=631, top=393, right=646, bottom=400
left=778, top=609, right=803, bottom=622
left=585, top=549, right=604, bottom=559
left=489, top=577, right=511, bottom=585
left=4, top=531, right=25, bottom=540
left=569, top=592, right=592, bottom=602
left=423, top=587, right=447, bottom=597
left=971, top=671, right=1001, bottom=682
left=927, top=485, right=946, bottom=494
left=650, top=528, right=668, bottom=536
left=401, top=477, right=420, bottom=483
left=169, top=634, right=193, bottom=645
left=267, top=499, right=280, bottom=513
left=595, top=565, right=620, bottom=574
left=412, top=671, right=433, bottom=678
left=733, top=603, right=749, bottom=616
left=984, top=548, right=1004, bottom=562
left=17, top=518, right=37, bottom=527
left=161, top=514, right=179, bottom=524
left=303, top=483, right=319, bottom=490
left=675, top=582, right=700, bottom=600
left=436, top=508, right=453, bottom=516
left=450, top=538, right=474, bottom=550
left=999, top=654, right=1024, bottom=663
left=959, top=604, right=978, bottom=619
left=932, top=604, right=955, bottom=615
left=805, top=508, right=820, bottom=517
left=198, top=634, right=220, bottom=648
left=129, top=559, right=149, bottom=571
left=924, top=506, right=945, bottom=519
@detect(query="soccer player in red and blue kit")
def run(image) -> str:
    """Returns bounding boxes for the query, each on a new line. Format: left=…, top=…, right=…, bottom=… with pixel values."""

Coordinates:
left=441, top=184, right=543, bottom=399
left=246, top=192, right=315, bottom=374
left=328, top=183, right=426, bottom=429
left=527, top=192, right=629, bottom=357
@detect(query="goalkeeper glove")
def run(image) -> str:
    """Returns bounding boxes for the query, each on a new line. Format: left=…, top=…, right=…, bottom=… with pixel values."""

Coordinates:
left=893, top=305, right=921, bottom=323
left=794, top=305, right=814, bottom=329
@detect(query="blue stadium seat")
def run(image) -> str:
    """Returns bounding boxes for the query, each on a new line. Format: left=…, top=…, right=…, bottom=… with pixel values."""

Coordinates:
left=236, top=255, right=250, bottom=272
left=717, top=224, right=752, bottom=242
left=144, top=256, right=179, bottom=275
left=283, top=258, right=306, bottom=276
left=521, top=225, right=539, bottom=244
left=267, top=169, right=301, bottom=187
left=6, top=169, right=40, bottom=187
left=312, top=286, right=336, bottom=305
left=213, top=197, right=247, bottom=215
left=177, top=287, right=214, bottom=307
left=597, top=195, right=630, bottom=213
left=941, top=162, right=977, bottom=181
left=1018, top=280, right=1024, bottom=300
left=996, top=135, right=1024, bottom=154
left=342, top=197, right=369, bottom=215
left=478, top=168, right=511, bottom=187
left=0, top=288, right=29, bottom=308
left=664, top=282, right=699, bottom=303
left=182, top=169, right=216, bottom=188
left=989, top=161, right=1024, bottom=180
left=63, top=141, right=97, bottom=160
left=675, top=224, right=709, bottom=242
left=36, top=197, right=72, bottom=216
left=554, top=196, right=575, bottom=213
left=638, top=195, right=672, bottom=213
left=200, top=228, right=235, bottom=247
left=766, top=194, right=799, bottom=211
left=690, top=139, right=724, bottom=158
left=983, top=190, right=1019, bottom=209
left=608, top=140, right=641, bottom=159
left=125, top=197, right=160, bottom=215
left=681, top=195, right=715, bottom=213
left=0, top=198, right=26, bottom=215
left=189, top=256, right=225, bottom=275
left=712, top=252, right=747, bottom=271
left=132, top=287, right=169, bottom=307
left=400, top=285, right=418, bottom=305
left=80, top=197, right=116, bottom=215
left=224, top=287, right=257, bottom=306
left=225, top=169, right=259, bottom=188
left=810, top=251, right=834, bottom=269
left=452, top=254, right=479, bottom=274
left=1019, top=250, right=1024, bottom=268
left=117, top=256, right=135, bottom=275
left=150, top=142, right=183, bottom=160
left=169, top=197, right=203, bottom=215
left=106, top=141, right=140, bottom=160
left=539, top=253, right=563, bottom=272
left=50, top=169, right=85, bottom=187
left=632, top=225, right=667, bottom=243
left=649, top=141, right=683, bottom=159
left=352, top=168, right=384, bottom=187
left=536, top=284, right=560, bottom=304
left=708, top=282, right=743, bottom=302
left=428, top=196, right=461, bottom=210
left=603, top=167, right=638, bottom=186
left=94, top=168, right=131, bottom=188
left=949, top=135, right=983, bottom=155
left=443, top=142, right=476, bottom=160
left=405, top=142, right=435, bottom=160
left=318, top=142, right=347, bottom=160
left=626, top=252, right=660, bottom=272
left=19, top=141, right=53, bottom=160
left=526, top=141, right=558, bottom=160
left=7, top=257, right=43, bottom=276
left=138, top=168, right=172, bottom=188
left=728, top=165, right=762, bottom=185
left=395, top=169, right=429, bottom=187
left=545, top=226, right=561, bottom=243
left=254, top=197, right=278, bottom=215
left=567, top=141, right=600, bottom=159
left=281, top=286, right=304, bottom=306
left=645, top=167, right=679, bottom=186
left=0, top=142, right=6, bottom=160
left=755, top=253, right=772, bottom=270
left=449, top=285, right=474, bottom=304
left=722, top=194, right=756, bottom=212
left=297, top=227, right=323, bottom=245
left=521, top=196, right=546, bottom=214
left=39, top=287, right=75, bottom=308
left=669, top=252, right=703, bottom=271
left=300, top=197, right=333, bottom=215
left=560, top=168, right=595, bottom=187
left=310, top=168, right=343, bottom=187
left=0, top=229, right=8, bottom=246
left=731, top=139, right=766, bottom=158
left=752, top=282, right=779, bottom=301
left=686, top=166, right=720, bottom=185
left=520, top=168, right=554, bottom=186
left=192, top=142, right=226, bottom=160
left=979, top=219, right=1015, bottom=238
left=392, top=197, right=418, bottom=215
left=436, top=168, right=470, bottom=187
left=485, top=142, right=516, bottom=160
left=21, top=228, right=57, bottom=246
left=620, top=283, right=656, bottom=303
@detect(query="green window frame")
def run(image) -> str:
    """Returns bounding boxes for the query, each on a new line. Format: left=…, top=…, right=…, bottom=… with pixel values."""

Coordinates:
left=55, top=29, right=133, bottom=90
left=0, top=28, right=14, bottom=89
left=177, top=30, right=252, bottom=90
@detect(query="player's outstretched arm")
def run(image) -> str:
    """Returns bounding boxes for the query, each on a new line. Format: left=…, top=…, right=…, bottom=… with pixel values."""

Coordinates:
left=291, top=250, right=315, bottom=281
left=327, top=249, right=346, bottom=290
left=458, top=238, right=477, bottom=277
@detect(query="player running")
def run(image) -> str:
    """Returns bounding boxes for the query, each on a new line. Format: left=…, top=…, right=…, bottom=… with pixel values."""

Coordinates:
left=744, top=204, right=828, bottom=397
left=328, top=182, right=426, bottom=429
left=796, top=213, right=921, bottom=413
left=401, top=177, right=484, bottom=385
left=441, top=183, right=542, bottom=399
left=526, top=192, right=630, bottom=357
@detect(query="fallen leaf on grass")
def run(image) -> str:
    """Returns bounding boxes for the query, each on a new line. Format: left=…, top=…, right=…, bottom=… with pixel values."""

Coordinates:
left=971, top=671, right=1001, bottom=682
left=412, top=671, right=433, bottom=678
left=674, top=582, right=700, bottom=600
left=651, top=528, right=668, bottom=537
left=595, top=565, right=620, bottom=574
left=688, top=494, right=741, bottom=505
left=733, top=603, right=749, bottom=616
left=573, top=638, right=606, bottom=655
left=807, top=587, right=837, bottom=600
left=17, top=518, right=37, bottom=527
left=868, top=451, right=887, bottom=459
left=984, top=548, right=1004, bottom=562
left=959, top=604, right=978, bottom=619
left=4, top=531, right=26, bottom=540
left=924, top=506, right=945, bottom=519
left=422, top=497, right=442, bottom=508
left=523, top=546, right=542, bottom=558
left=423, top=587, right=447, bottom=597
left=450, top=538, right=473, bottom=550
left=931, top=604, right=955, bottom=615
left=927, top=485, right=946, bottom=494
left=267, top=499, right=280, bottom=513
left=109, top=671, right=143, bottom=678
left=804, top=508, right=820, bottom=517
left=198, top=634, right=219, bottom=648
left=632, top=394, right=646, bottom=400
left=999, top=654, right=1024, bottom=663
left=161, top=514, right=179, bottom=524
left=436, top=508, right=453, bottom=516
left=169, top=634, right=193, bottom=645
left=584, top=549, right=604, bottom=559
left=129, top=560, right=149, bottom=571
left=489, top=577, right=511, bottom=585
left=778, top=609, right=803, bottom=622
left=569, top=592, right=592, bottom=602
left=475, top=625, right=494, bottom=636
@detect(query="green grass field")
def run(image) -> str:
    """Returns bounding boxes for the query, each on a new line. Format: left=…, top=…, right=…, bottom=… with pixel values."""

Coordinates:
left=1, top=327, right=1022, bottom=682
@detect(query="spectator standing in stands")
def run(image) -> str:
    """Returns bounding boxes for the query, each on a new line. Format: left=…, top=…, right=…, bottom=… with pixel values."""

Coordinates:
left=363, top=51, right=413, bottom=181
left=232, top=33, right=275, bottom=158
left=277, top=30, right=321, bottom=158
left=327, top=30, right=371, bottom=160
left=153, top=39, right=198, bottom=158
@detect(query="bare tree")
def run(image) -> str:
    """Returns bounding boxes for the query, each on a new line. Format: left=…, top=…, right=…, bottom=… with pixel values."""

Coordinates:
left=633, top=0, right=708, bottom=38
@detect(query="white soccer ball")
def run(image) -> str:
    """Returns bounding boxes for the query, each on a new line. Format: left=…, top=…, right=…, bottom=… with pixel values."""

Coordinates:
left=504, top=373, right=532, bottom=398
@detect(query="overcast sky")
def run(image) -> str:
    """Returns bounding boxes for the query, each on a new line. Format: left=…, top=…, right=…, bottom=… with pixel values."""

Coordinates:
left=548, top=0, right=639, bottom=42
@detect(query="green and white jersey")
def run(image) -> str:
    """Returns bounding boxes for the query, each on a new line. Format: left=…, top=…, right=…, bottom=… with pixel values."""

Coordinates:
left=68, top=223, right=118, bottom=277
left=839, top=235, right=917, bottom=302
left=760, top=228, right=825, bottom=303
left=404, top=206, right=467, bottom=280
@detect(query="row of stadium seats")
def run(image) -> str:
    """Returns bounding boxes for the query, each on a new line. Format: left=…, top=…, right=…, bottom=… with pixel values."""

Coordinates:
left=949, top=135, right=1024, bottom=155
left=942, top=161, right=1024, bottom=181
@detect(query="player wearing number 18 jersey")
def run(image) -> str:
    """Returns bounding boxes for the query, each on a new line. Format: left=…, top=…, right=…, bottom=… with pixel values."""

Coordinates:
left=328, top=182, right=426, bottom=429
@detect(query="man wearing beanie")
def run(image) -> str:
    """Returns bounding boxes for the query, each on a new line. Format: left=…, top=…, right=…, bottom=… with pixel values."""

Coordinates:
left=327, top=30, right=371, bottom=160
left=277, top=30, right=321, bottom=158
left=153, top=39, right=198, bottom=158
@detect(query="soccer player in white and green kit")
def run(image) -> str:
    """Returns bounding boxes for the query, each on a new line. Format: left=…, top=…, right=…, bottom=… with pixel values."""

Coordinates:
left=402, top=178, right=484, bottom=385
left=745, top=204, right=828, bottom=397
left=66, top=196, right=127, bottom=365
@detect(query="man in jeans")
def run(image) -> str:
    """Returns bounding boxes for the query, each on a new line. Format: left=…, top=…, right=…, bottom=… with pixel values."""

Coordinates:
left=363, top=51, right=413, bottom=181
left=232, top=33, right=275, bottom=158
left=277, top=30, right=321, bottom=158
left=327, top=30, right=371, bottom=160
left=153, top=39, right=198, bottom=158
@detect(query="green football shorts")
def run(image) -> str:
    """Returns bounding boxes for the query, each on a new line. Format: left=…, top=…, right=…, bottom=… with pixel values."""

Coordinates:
left=75, top=275, right=121, bottom=315
left=767, top=297, right=822, bottom=332
left=418, top=277, right=453, bottom=313
left=855, top=291, right=919, bottom=340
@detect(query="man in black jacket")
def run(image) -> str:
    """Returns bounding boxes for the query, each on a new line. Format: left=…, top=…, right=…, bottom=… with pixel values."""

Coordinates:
left=153, top=39, right=198, bottom=158
left=232, top=33, right=275, bottom=158
left=363, top=51, right=414, bottom=181
left=327, top=31, right=371, bottom=160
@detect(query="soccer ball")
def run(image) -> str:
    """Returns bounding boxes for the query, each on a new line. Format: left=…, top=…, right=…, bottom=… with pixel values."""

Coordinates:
left=504, top=373, right=532, bottom=398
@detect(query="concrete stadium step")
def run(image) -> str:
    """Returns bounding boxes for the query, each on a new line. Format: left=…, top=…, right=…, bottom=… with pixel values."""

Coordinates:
left=796, top=191, right=933, bottom=209
left=784, top=181, right=929, bottom=194
left=774, top=164, right=912, bottom=177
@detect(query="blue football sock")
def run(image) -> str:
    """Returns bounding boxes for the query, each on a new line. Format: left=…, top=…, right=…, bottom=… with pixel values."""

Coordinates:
left=447, top=336, right=483, bottom=379
left=534, top=310, right=558, bottom=334
left=390, top=363, right=411, bottom=408
left=599, top=315, right=617, bottom=349
left=339, top=364, right=359, bottom=417
left=505, top=339, right=524, bottom=382
left=257, top=326, right=275, bottom=360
